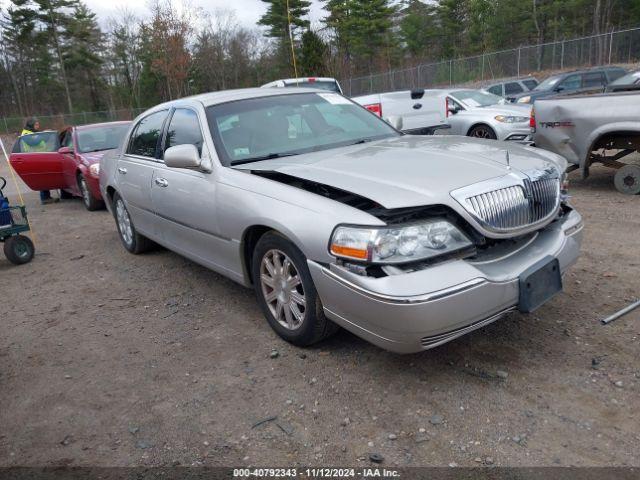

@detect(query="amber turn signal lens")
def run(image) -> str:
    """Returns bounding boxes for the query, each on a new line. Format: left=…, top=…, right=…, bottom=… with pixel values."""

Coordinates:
left=330, top=245, right=368, bottom=260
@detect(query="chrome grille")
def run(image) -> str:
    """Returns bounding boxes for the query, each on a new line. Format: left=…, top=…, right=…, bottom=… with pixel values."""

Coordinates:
left=465, top=177, right=559, bottom=232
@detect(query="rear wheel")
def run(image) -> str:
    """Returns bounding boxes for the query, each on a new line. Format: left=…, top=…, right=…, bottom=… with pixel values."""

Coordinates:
left=113, top=192, right=153, bottom=254
left=252, top=232, right=338, bottom=347
left=78, top=173, right=104, bottom=211
left=4, top=235, right=35, bottom=265
left=614, top=165, right=640, bottom=195
left=469, top=125, right=498, bottom=140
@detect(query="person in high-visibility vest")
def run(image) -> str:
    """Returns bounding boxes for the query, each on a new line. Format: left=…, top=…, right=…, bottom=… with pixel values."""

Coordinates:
left=20, top=118, right=58, bottom=205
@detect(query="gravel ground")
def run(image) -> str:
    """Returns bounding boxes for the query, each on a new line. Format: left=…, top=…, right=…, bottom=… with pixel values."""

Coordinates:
left=0, top=155, right=638, bottom=468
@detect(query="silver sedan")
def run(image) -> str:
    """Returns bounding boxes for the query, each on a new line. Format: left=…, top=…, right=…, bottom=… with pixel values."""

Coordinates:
left=100, top=88, right=583, bottom=353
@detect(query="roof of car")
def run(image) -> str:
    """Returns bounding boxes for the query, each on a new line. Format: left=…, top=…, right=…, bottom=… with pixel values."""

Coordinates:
left=76, top=120, right=132, bottom=131
left=144, top=87, right=327, bottom=112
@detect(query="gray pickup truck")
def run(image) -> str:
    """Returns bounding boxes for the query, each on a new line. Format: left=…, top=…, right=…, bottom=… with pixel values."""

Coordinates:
left=533, top=91, right=640, bottom=194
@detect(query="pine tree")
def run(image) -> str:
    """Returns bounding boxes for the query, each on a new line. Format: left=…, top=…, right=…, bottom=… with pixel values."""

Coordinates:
left=63, top=2, right=104, bottom=111
left=399, top=0, right=439, bottom=58
left=258, top=0, right=311, bottom=75
left=299, top=30, right=327, bottom=76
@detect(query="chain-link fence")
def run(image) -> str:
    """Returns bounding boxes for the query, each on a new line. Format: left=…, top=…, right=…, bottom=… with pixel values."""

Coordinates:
left=0, top=108, right=147, bottom=135
left=343, top=26, right=640, bottom=97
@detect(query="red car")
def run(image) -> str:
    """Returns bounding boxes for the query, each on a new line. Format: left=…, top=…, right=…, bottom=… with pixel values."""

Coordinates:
left=9, top=121, right=131, bottom=210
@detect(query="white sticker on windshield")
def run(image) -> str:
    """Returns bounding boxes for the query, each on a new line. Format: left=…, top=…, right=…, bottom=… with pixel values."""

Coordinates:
left=318, top=93, right=351, bottom=105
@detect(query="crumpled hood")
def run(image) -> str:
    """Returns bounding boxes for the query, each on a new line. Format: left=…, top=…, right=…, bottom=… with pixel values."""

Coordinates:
left=235, top=135, right=565, bottom=209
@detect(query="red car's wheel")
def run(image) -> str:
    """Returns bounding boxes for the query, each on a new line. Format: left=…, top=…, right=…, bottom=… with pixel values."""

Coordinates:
left=78, top=173, right=104, bottom=211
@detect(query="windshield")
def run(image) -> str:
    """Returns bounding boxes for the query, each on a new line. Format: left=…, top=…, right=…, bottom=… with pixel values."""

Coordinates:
left=451, top=90, right=502, bottom=108
left=610, top=71, right=640, bottom=86
left=535, top=75, right=562, bottom=91
left=284, top=80, right=341, bottom=93
left=206, top=92, right=399, bottom=166
left=77, top=124, right=131, bottom=153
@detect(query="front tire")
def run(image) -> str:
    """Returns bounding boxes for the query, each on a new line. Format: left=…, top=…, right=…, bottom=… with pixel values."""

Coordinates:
left=252, top=232, right=338, bottom=347
left=113, top=192, right=153, bottom=254
left=78, top=173, right=104, bottom=211
left=469, top=125, right=498, bottom=140
left=4, top=235, right=35, bottom=265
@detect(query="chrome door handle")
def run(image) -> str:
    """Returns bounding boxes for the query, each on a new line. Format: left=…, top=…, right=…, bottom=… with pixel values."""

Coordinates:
left=154, top=178, right=169, bottom=188
left=117, top=167, right=127, bottom=174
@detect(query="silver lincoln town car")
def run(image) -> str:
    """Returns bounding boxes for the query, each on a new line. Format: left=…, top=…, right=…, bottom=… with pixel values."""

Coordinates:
left=100, top=88, right=583, bottom=353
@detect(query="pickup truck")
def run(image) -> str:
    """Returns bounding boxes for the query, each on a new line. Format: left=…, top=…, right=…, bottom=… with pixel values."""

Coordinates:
left=532, top=91, right=640, bottom=194
left=353, top=88, right=532, bottom=143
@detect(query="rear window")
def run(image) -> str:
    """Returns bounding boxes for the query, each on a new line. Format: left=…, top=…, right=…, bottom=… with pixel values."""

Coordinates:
left=583, top=72, right=606, bottom=88
left=522, top=79, right=538, bottom=90
left=127, top=111, right=168, bottom=158
left=284, top=80, right=341, bottom=93
left=487, top=85, right=503, bottom=96
left=504, top=82, right=524, bottom=95
left=14, top=132, right=59, bottom=153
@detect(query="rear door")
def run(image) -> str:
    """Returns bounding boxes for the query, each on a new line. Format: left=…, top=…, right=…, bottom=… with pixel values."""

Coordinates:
left=116, top=110, right=169, bottom=238
left=9, top=131, right=66, bottom=191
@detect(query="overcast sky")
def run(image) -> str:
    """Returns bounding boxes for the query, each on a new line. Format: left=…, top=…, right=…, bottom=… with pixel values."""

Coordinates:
left=83, top=0, right=326, bottom=29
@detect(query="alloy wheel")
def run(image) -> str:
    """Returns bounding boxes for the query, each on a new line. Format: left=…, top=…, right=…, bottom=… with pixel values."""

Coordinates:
left=80, top=177, right=91, bottom=208
left=260, top=249, right=306, bottom=330
left=471, top=127, right=494, bottom=139
left=115, top=199, right=133, bottom=246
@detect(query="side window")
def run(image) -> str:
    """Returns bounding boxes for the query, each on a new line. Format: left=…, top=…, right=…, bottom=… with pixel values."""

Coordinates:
left=504, top=82, right=524, bottom=95
left=17, top=132, right=59, bottom=153
left=165, top=108, right=204, bottom=155
left=487, top=85, right=503, bottom=96
left=522, top=79, right=538, bottom=90
left=127, top=111, right=168, bottom=158
left=583, top=72, right=605, bottom=88
left=558, top=74, right=581, bottom=90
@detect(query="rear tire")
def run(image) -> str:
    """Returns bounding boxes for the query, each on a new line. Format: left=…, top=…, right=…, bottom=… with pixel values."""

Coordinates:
left=112, top=192, right=153, bottom=254
left=469, top=125, right=498, bottom=140
left=614, top=165, right=640, bottom=195
left=4, top=235, right=35, bottom=265
left=78, top=173, right=104, bottom=211
left=251, top=232, right=338, bottom=347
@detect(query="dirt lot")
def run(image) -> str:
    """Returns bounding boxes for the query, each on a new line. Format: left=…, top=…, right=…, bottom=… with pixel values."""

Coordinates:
left=0, top=154, right=638, bottom=468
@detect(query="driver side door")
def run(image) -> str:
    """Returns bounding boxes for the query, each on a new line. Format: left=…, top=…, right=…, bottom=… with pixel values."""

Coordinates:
left=9, top=131, right=67, bottom=191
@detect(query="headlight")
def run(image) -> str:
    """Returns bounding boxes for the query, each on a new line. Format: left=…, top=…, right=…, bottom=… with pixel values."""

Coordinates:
left=494, top=115, right=529, bottom=123
left=560, top=172, right=570, bottom=202
left=89, top=163, right=100, bottom=177
left=516, top=96, right=531, bottom=104
left=329, top=219, right=474, bottom=264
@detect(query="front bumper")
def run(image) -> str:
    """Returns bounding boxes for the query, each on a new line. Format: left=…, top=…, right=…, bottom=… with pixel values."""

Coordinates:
left=85, top=173, right=103, bottom=201
left=495, top=124, right=533, bottom=144
left=309, top=209, right=583, bottom=354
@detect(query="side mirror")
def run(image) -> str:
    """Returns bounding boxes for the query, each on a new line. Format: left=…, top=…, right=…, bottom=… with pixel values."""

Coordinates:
left=447, top=105, right=460, bottom=115
left=58, top=146, right=73, bottom=154
left=554, top=86, right=564, bottom=92
left=386, top=115, right=403, bottom=131
left=164, top=144, right=202, bottom=169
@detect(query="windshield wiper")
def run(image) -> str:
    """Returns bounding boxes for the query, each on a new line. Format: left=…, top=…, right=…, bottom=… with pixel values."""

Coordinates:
left=230, top=152, right=298, bottom=166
